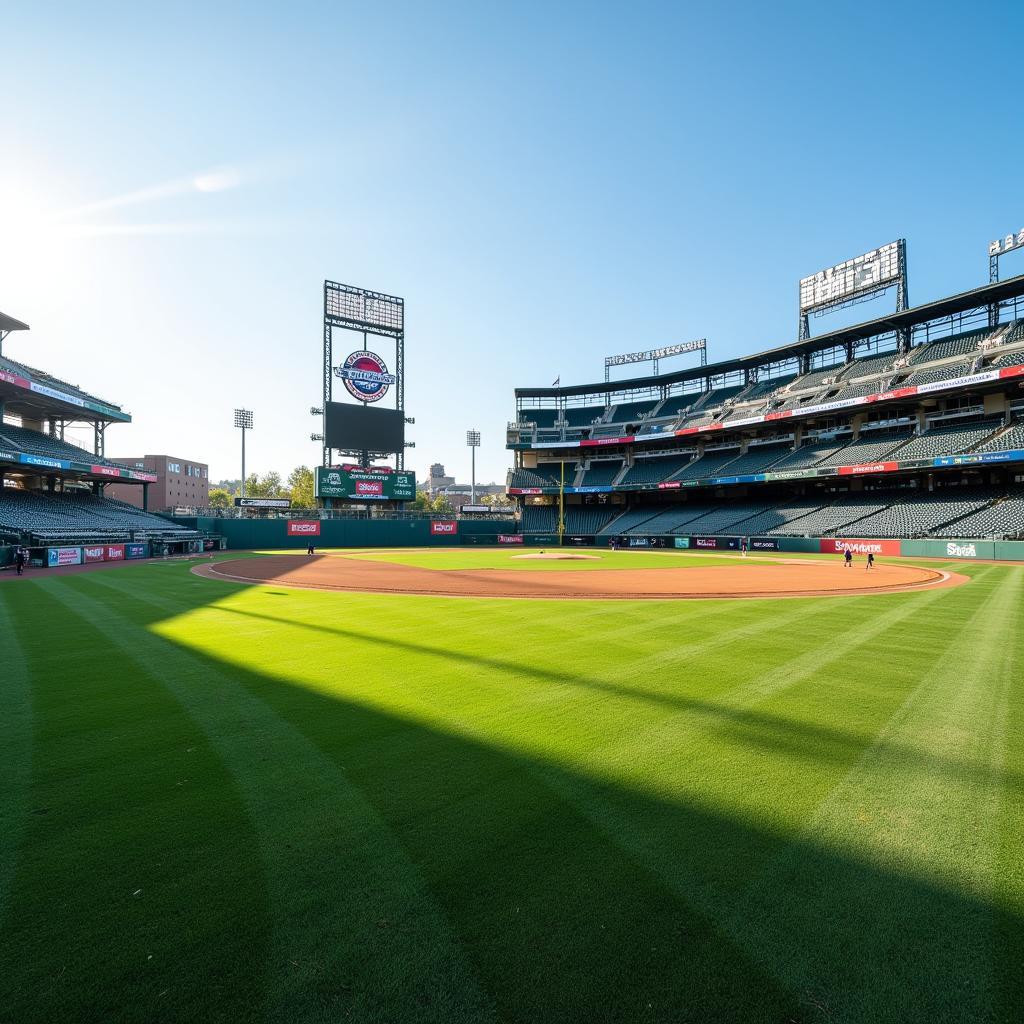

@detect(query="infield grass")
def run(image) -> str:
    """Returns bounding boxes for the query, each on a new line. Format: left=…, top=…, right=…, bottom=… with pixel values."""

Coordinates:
left=1, top=552, right=1022, bottom=1023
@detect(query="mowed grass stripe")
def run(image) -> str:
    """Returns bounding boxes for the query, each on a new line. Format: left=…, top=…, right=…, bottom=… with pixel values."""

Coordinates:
left=719, top=566, right=1024, bottom=1023
left=50, top=573, right=496, bottom=1024
left=0, top=582, right=271, bottom=1024
left=0, top=589, right=33, bottom=927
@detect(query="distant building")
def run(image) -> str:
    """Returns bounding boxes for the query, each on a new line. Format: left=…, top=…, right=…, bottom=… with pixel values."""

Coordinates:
left=106, top=455, right=209, bottom=509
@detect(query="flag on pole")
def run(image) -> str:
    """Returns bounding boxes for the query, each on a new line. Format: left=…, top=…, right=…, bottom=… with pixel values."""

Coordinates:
left=552, top=376, right=560, bottom=387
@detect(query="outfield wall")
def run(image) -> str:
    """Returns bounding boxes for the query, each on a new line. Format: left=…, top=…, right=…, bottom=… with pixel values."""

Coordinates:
left=175, top=516, right=519, bottom=550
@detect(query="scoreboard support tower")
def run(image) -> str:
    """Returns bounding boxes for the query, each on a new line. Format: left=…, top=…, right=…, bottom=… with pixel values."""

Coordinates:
left=322, top=281, right=406, bottom=471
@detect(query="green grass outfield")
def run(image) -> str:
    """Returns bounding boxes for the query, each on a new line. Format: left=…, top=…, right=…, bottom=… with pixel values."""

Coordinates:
left=1, top=550, right=1022, bottom=1023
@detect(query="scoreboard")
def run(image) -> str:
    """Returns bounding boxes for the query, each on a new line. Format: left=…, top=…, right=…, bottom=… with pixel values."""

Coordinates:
left=315, top=465, right=415, bottom=502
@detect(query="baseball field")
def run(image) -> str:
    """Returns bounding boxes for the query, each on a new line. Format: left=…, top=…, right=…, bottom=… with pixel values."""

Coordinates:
left=1, top=548, right=1022, bottom=1023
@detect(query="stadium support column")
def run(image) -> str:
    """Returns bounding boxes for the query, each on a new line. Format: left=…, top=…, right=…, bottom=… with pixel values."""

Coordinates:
left=143, top=483, right=149, bottom=511
left=322, top=311, right=332, bottom=470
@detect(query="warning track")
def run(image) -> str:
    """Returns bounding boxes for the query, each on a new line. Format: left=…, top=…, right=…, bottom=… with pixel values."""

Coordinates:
left=194, top=553, right=965, bottom=600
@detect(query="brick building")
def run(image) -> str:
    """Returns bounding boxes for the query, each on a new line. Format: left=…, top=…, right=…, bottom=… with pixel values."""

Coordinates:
left=106, top=455, right=209, bottom=509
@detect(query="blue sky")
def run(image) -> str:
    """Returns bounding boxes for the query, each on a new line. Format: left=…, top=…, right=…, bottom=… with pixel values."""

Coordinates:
left=2, top=1, right=1022, bottom=485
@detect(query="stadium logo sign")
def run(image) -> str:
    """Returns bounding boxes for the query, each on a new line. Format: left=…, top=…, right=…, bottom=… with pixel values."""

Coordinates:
left=946, top=542, right=978, bottom=558
left=334, top=350, right=397, bottom=403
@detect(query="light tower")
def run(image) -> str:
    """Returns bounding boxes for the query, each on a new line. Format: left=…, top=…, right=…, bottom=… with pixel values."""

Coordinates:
left=466, top=429, right=481, bottom=504
left=234, top=408, right=253, bottom=498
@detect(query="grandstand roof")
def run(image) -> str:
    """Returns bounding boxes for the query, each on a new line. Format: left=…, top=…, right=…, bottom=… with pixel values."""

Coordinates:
left=516, top=273, right=1024, bottom=400
left=0, top=352, right=130, bottom=423
left=0, top=311, right=31, bottom=334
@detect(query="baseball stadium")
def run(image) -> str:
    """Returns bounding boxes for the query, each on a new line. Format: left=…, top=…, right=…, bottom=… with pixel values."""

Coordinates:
left=3, top=235, right=1024, bottom=1024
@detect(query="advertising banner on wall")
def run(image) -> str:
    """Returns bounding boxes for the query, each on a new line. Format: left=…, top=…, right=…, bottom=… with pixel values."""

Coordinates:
left=286, top=520, right=321, bottom=537
left=497, top=534, right=524, bottom=544
left=820, top=538, right=901, bottom=556
left=750, top=538, right=780, bottom=551
left=430, top=520, right=458, bottom=535
left=47, top=546, right=82, bottom=567
left=691, top=536, right=740, bottom=550
left=105, top=545, right=126, bottom=560
left=674, top=537, right=690, bottom=549
left=83, top=545, right=106, bottom=563
left=126, top=543, right=148, bottom=559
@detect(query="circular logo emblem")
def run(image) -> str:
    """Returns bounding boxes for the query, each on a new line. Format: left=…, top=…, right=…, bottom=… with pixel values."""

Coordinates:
left=334, top=350, right=396, bottom=403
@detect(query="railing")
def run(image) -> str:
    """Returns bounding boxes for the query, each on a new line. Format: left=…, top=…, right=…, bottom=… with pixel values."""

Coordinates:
left=164, top=506, right=519, bottom=522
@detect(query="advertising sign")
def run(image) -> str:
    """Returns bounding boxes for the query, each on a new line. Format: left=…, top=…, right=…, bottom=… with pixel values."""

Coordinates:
left=315, top=466, right=415, bottom=501
left=799, top=241, right=901, bottom=313
left=628, top=537, right=650, bottom=547
left=945, top=541, right=979, bottom=558
left=750, top=538, right=780, bottom=551
left=430, top=520, right=458, bottom=535
left=498, top=534, right=524, bottom=544
left=674, top=537, right=690, bottom=549
left=235, top=497, right=292, bottom=509
left=83, top=545, right=106, bottom=563
left=90, top=465, right=122, bottom=478
left=47, top=546, right=82, bottom=567
left=820, top=538, right=901, bottom=556
left=126, top=543, right=148, bottom=559
left=105, top=544, right=125, bottom=561
left=286, top=520, right=321, bottom=537
left=691, top=536, right=740, bottom=550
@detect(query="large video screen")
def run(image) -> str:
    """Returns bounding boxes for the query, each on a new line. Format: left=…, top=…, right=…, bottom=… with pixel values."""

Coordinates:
left=325, top=401, right=404, bottom=453
left=316, top=465, right=416, bottom=501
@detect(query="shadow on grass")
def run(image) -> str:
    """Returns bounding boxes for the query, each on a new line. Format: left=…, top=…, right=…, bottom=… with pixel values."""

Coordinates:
left=1, top=565, right=1021, bottom=1024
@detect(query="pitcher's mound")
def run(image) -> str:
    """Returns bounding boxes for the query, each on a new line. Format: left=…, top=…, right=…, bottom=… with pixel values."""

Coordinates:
left=512, top=553, right=600, bottom=561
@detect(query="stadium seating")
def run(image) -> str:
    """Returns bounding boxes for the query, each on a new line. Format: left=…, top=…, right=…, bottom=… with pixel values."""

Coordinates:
left=932, top=492, right=1024, bottom=539
left=714, top=444, right=791, bottom=476
left=901, top=361, right=971, bottom=387
left=563, top=505, right=618, bottom=534
left=846, top=489, right=991, bottom=538
left=563, top=406, right=606, bottom=427
left=518, top=409, right=557, bottom=428
left=682, top=502, right=777, bottom=534
left=768, top=438, right=848, bottom=471
left=890, top=419, right=1002, bottom=460
left=735, top=375, right=796, bottom=402
left=674, top=447, right=742, bottom=480
left=608, top=400, right=658, bottom=424
left=509, top=463, right=577, bottom=488
left=839, top=350, right=899, bottom=380
left=764, top=495, right=893, bottom=536
left=991, top=348, right=1024, bottom=368
left=974, top=419, right=1024, bottom=453
left=653, top=392, right=702, bottom=421
left=521, top=505, right=558, bottom=533
left=0, top=423, right=123, bottom=468
left=719, top=501, right=827, bottom=536
left=618, top=452, right=696, bottom=486
left=579, top=460, right=623, bottom=486
left=617, top=504, right=719, bottom=534
left=813, top=430, right=913, bottom=468
left=788, top=363, right=846, bottom=392
left=599, top=506, right=664, bottom=534
left=908, top=327, right=991, bottom=364
left=0, top=489, right=198, bottom=543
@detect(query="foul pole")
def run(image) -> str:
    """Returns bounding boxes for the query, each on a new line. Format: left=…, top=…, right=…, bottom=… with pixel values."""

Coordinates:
left=558, top=460, right=566, bottom=547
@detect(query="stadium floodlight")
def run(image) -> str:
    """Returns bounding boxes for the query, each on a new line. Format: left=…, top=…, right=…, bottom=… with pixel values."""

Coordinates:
left=466, top=429, right=481, bottom=504
left=234, top=409, right=253, bottom=497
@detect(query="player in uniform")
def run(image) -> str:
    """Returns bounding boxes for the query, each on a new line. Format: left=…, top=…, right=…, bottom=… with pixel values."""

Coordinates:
left=844, top=548, right=853, bottom=569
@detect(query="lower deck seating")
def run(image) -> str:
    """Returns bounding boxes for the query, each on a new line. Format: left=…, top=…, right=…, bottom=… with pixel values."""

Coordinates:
left=521, top=505, right=558, bottom=533
left=563, top=505, right=618, bottom=535
left=932, top=492, right=1024, bottom=539
left=846, top=490, right=990, bottom=538
left=0, top=489, right=199, bottom=542
left=973, top=420, right=1024, bottom=453
left=891, top=419, right=1002, bottom=460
